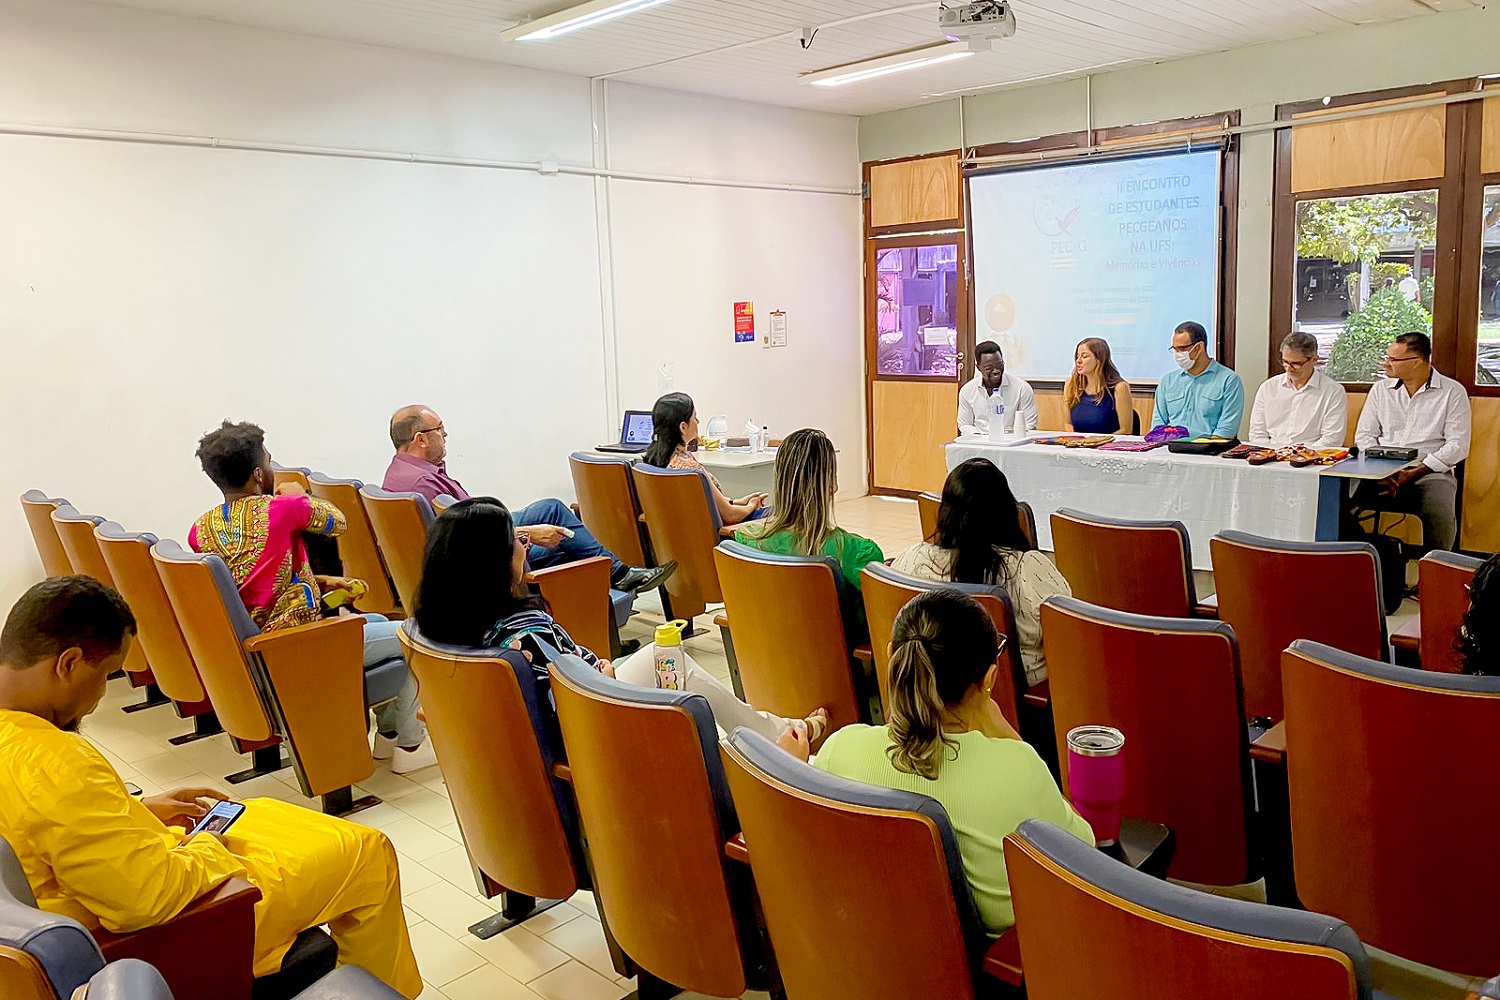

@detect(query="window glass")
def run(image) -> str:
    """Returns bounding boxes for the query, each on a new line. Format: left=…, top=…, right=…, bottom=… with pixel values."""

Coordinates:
left=875, top=244, right=960, bottom=377
left=1293, top=190, right=1438, bottom=383
left=1478, top=184, right=1500, bottom=386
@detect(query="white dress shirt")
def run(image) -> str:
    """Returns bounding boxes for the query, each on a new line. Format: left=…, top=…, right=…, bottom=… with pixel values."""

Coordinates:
left=1247, top=370, right=1349, bottom=449
left=957, top=373, right=1039, bottom=436
left=1354, top=368, right=1471, bottom=474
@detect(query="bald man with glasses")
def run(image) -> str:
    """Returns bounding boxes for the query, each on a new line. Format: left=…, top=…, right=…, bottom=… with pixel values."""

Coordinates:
left=1348, top=332, right=1471, bottom=552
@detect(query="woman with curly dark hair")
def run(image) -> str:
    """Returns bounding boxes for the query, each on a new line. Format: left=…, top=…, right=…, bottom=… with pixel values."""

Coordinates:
left=1457, top=554, right=1500, bottom=676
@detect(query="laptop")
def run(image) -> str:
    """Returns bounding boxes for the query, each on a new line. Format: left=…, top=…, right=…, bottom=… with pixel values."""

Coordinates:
left=597, top=410, right=653, bottom=454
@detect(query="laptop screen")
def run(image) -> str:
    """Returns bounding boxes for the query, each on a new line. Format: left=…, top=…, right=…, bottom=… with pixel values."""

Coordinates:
left=621, top=411, right=653, bottom=445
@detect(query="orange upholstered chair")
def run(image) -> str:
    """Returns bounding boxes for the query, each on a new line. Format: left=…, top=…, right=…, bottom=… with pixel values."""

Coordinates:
left=1282, top=640, right=1500, bottom=977
left=51, top=505, right=163, bottom=712
left=1414, top=551, right=1483, bottom=673
left=269, top=462, right=311, bottom=492
left=397, top=624, right=582, bottom=936
left=548, top=655, right=761, bottom=997
left=1211, top=532, right=1387, bottom=722
left=860, top=563, right=1025, bottom=733
left=20, top=490, right=73, bottom=577
left=1050, top=509, right=1198, bottom=618
left=920, top=490, right=1036, bottom=549
left=1005, top=818, right=1381, bottom=1000
left=94, top=522, right=221, bottom=744
left=1040, top=596, right=1254, bottom=886
left=358, top=486, right=434, bottom=614
left=631, top=464, right=722, bottom=623
left=568, top=453, right=648, bottom=567
left=152, top=540, right=381, bottom=813
left=713, top=540, right=862, bottom=731
left=307, top=473, right=401, bottom=617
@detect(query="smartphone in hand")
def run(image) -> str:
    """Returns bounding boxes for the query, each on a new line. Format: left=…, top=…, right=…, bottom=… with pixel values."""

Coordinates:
left=188, top=800, right=246, bottom=839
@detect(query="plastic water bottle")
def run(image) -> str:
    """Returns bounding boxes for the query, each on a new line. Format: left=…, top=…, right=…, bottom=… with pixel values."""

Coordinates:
left=988, top=389, right=1006, bottom=442
left=760, top=425, right=770, bottom=452
left=653, top=620, right=690, bottom=690
left=745, top=419, right=760, bottom=452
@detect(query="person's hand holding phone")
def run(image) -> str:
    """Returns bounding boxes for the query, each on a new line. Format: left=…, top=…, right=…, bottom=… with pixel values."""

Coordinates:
left=143, top=786, right=228, bottom=828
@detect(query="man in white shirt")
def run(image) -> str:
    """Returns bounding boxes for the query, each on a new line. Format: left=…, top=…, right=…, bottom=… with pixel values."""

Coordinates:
left=957, top=341, right=1038, bottom=436
left=1247, top=332, right=1349, bottom=449
left=1349, top=332, right=1471, bottom=551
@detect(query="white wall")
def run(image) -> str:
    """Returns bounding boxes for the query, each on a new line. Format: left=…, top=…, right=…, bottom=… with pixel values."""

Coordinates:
left=0, top=0, right=862, bottom=609
left=857, top=3, right=1500, bottom=411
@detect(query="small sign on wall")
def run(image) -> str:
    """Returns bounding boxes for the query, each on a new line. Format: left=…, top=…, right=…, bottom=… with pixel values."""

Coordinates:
left=765, top=310, right=788, bottom=349
left=734, top=301, right=755, bottom=344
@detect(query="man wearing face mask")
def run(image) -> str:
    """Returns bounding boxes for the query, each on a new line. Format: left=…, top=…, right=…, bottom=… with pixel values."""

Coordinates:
left=1154, top=320, right=1245, bottom=438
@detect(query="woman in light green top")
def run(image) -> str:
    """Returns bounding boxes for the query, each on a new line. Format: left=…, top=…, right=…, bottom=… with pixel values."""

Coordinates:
left=733, top=427, right=883, bottom=590
left=809, top=589, right=1094, bottom=937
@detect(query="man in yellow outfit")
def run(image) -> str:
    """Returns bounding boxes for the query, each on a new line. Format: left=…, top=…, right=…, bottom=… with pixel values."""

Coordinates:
left=0, top=576, right=422, bottom=998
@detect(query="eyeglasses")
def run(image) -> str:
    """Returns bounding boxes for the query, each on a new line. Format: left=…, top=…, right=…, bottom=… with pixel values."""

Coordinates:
left=416, top=424, right=445, bottom=435
left=1281, top=356, right=1315, bottom=371
left=1382, top=355, right=1420, bottom=367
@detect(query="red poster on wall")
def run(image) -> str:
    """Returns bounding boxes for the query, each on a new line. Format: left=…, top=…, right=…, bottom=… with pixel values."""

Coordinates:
left=734, top=301, right=755, bottom=344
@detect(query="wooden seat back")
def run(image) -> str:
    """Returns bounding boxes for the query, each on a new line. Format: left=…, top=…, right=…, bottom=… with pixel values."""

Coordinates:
left=1283, top=640, right=1500, bottom=977
left=720, top=728, right=980, bottom=1000
left=95, top=523, right=208, bottom=706
left=358, top=487, right=434, bottom=613
left=398, top=626, right=579, bottom=901
left=1040, top=596, right=1253, bottom=885
left=1051, top=508, right=1197, bottom=618
left=1211, top=532, right=1386, bottom=721
left=918, top=491, right=1037, bottom=549
left=714, top=541, right=859, bottom=731
left=631, top=465, right=722, bottom=621
left=1005, top=819, right=1367, bottom=1000
left=548, top=657, right=748, bottom=997
left=861, top=563, right=1025, bottom=731
left=20, top=491, right=74, bottom=578
left=569, top=453, right=648, bottom=566
left=52, top=506, right=152, bottom=682
left=308, top=474, right=400, bottom=616
left=1416, top=551, right=1484, bottom=674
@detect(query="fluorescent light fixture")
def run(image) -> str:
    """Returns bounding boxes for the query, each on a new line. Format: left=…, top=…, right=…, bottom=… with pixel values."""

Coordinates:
left=800, top=42, right=975, bottom=88
left=501, top=0, right=676, bottom=42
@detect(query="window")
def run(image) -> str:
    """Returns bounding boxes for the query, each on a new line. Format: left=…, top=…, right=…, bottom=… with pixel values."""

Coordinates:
left=1292, top=190, right=1438, bottom=383
left=874, top=244, right=960, bottom=377
left=1478, top=184, right=1500, bottom=386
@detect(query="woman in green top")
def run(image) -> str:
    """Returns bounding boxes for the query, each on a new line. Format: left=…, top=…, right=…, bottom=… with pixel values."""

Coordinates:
left=808, top=589, right=1094, bottom=937
left=733, top=427, right=884, bottom=590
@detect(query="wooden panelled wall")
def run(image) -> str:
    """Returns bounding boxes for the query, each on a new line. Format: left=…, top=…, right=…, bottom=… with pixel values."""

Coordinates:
left=1485, top=90, right=1500, bottom=175
left=868, top=154, right=961, bottom=229
left=1291, top=95, right=1447, bottom=192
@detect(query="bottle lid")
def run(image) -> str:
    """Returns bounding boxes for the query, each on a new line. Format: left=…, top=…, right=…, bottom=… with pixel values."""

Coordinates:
left=654, top=620, right=690, bottom=646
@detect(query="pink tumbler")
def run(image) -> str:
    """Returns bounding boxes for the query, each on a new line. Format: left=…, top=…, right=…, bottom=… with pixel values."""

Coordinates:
left=1066, top=725, right=1126, bottom=846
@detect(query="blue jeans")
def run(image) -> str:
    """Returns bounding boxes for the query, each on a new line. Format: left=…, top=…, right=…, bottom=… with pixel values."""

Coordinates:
left=514, top=498, right=626, bottom=579
left=362, top=615, right=425, bottom=747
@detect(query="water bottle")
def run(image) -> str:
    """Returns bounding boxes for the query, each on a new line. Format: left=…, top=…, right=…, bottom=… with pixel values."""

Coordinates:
left=653, top=620, right=690, bottom=690
left=988, top=388, right=1006, bottom=442
left=760, top=425, right=770, bottom=452
left=744, top=419, right=760, bottom=452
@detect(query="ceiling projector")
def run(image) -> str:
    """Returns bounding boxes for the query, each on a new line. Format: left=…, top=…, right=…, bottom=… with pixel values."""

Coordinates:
left=939, top=1, right=1017, bottom=49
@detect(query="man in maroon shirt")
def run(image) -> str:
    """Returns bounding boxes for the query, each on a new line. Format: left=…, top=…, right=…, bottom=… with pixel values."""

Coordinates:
left=381, top=405, right=672, bottom=595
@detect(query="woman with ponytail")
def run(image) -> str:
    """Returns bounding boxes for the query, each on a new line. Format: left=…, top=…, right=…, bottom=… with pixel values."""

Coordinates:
left=809, top=589, right=1093, bottom=937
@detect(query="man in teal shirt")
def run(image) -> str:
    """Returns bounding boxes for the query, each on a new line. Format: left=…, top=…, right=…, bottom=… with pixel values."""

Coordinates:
left=1154, top=320, right=1245, bottom=437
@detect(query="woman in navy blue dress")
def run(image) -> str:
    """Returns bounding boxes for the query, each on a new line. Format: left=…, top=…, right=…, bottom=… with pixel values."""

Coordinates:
left=1064, top=338, right=1135, bottom=434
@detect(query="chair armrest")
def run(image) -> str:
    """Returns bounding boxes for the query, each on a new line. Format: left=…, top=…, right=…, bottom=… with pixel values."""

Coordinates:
left=242, top=616, right=373, bottom=797
left=718, top=526, right=737, bottom=539
left=724, top=833, right=750, bottom=865
left=1250, top=720, right=1287, bottom=766
left=1471, top=974, right=1500, bottom=999
left=551, top=761, right=573, bottom=783
left=524, top=556, right=613, bottom=659
left=1022, top=679, right=1050, bottom=709
left=1193, top=592, right=1219, bottom=619
left=93, top=879, right=261, bottom=1000
left=1391, top=613, right=1420, bottom=651
left=981, top=928, right=1023, bottom=987
left=713, top=613, right=730, bottom=630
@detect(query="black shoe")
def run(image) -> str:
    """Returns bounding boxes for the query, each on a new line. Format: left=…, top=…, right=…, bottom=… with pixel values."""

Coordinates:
left=617, top=637, right=642, bottom=656
left=613, top=562, right=677, bottom=594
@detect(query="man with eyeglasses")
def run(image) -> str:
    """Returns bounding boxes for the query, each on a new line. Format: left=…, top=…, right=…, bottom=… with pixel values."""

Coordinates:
left=1247, top=332, right=1348, bottom=448
left=382, top=405, right=674, bottom=594
left=1154, top=320, right=1245, bottom=438
left=1349, top=332, right=1471, bottom=552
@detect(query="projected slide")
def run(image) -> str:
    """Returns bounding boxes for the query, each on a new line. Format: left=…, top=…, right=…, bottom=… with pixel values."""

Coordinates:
left=968, top=149, right=1221, bottom=383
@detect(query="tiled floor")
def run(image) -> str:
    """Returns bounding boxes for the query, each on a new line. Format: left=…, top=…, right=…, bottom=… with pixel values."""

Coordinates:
left=77, top=496, right=924, bottom=1000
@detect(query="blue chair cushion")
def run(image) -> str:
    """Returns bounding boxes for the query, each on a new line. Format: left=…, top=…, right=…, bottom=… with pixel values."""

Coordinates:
left=82, top=959, right=174, bottom=1000
left=1015, top=819, right=1373, bottom=1000
left=291, top=965, right=406, bottom=1000
left=0, top=897, right=106, bottom=1000
left=361, top=657, right=409, bottom=709
left=609, top=589, right=632, bottom=629
left=1289, top=639, right=1500, bottom=695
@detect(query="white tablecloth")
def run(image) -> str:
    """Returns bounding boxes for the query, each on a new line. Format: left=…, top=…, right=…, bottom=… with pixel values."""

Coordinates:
left=945, top=439, right=1328, bottom=570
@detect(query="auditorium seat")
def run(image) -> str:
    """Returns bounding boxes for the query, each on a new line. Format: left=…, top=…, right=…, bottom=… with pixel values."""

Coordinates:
left=714, top=539, right=862, bottom=732
left=0, top=836, right=263, bottom=1000
left=1282, top=640, right=1500, bottom=978
left=1004, top=818, right=1387, bottom=1000
left=94, top=523, right=221, bottom=744
left=919, top=491, right=1037, bottom=549
left=306, top=473, right=401, bottom=617
left=397, top=625, right=582, bottom=936
left=1051, top=509, right=1200, bottom=618
left=1210, top=531, right=1386, bottom=722
left=269, top=462, right=311, bottom=492
left=570, top=452, right=681, bottom=621
left=77, top=961, right=404, bottom=1000
left=51, top=505, right=164, bottom=712
left=1039, top=596, right=1255, bottom=887
left=357, top=486, right=435, bottom=613
left=861, top=563, right=1025, bottom=733
left=151, top=540, right=387, bottom=815
left=631, top=464, right=724, bottom=624
left=1409, top=550, right=1483, bottom=673
left=720, top=727, right=1009, bottom=999
left=19, top=490, right=74, bottom=578
left=547, top=655, right=762, bottom=998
